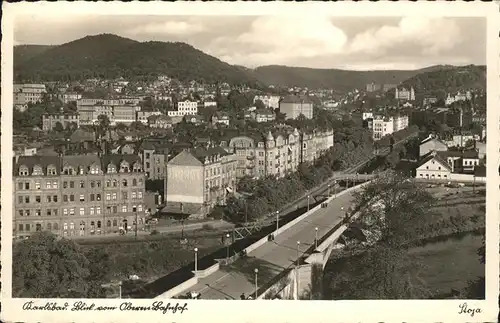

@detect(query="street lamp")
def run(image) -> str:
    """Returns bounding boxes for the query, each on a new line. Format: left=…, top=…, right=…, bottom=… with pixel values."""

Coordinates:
left=296, top=241, right=301, bottom=300
left=254, top=268, right=259, bottom=299
left=307, top=195, right=311, bottom=211
left=275, top=211, right=280, bottom=233
left=333, top=180, right=337, bottom=197
left=118, top=281, right=122, bottom=299
left=327, top=184, right=331, bottom=197
left=315, top=227, right=318, bottom=249
left=194, top=247, right=198, bottom=272
left=226, top=233, right=230, bottom=259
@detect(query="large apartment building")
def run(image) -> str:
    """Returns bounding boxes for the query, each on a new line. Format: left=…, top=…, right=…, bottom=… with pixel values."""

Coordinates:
left=14, top=84, right=47, bottom=105
left=77, top=98, right=140, bottom=126
left=167, top=100, right=198, bottom=117
left=372, top=114, right=409, bottom=140
left=221, top=128, right=334, bottom=179
left=166, top=147, right=237, bottom=216
left=13, top=154, right=147, bottom=239
left=279, top=95, right=314, bottom=120
left=42, top=112, right=80, bottom=131
left=253, top=95, right=281, bottom=109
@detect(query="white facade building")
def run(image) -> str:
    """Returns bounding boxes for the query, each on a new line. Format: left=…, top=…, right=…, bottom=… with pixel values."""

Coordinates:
left=254, top=95, right=281, bottom=109
left=167, top=100, right=198, bottom=117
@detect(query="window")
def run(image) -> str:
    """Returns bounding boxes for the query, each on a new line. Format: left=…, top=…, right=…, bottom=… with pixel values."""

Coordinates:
left=35, top=195, right=41, bottom=203
left=122, top=205, right=128, bottom=213
left=122, top=179, right=128, bottom=187
left=70, top=195, right=75, bottom=202
left=47, top=209, right=52, bottom=216
left=107, top=220, right=111, bottom=227
left=53, top=209, right=58, bottom=216
left=90, top=194, right=95, bottom=201
left=54, top=222, right=59, bottom=230
left=112, top=193, right=117, bottom=200
left=106, top=193, right=111, bottom=201
left=47, top=223, right=52, bottom=230
left=426, top=166, right=429, bottom=169
left=63, top=208, right=68, bottom=215
left=96, top=180, right=101, bottom=187
left=18, top=182, right=23, bottom=190
left=113, top=206, right=118, bottom=213
left=146, top=162, right=150, bottom=168
left=106, top=180, right=111, bottom=187
left=79, top=181, right=85, bottom=188
left=53, top=181, right=58, bottom=189
left=113, top=219, right=118, bottom=227
left=138, top=178, right=143, bottom=186
left=80, top=208, right=85, bottom=216
left=19, top=224, right=24, bottom=231
left=112, top=180, right=117, bottom=187
left=70, top=222, right=75, bottom=230
left=46, top=181, right=52, bottom=189
left=69, top=208, right=75, bottom=216
left=122, top=192, right=128, bottom=200
left=96, top=194, right=101, bottom=201
left=46, top=196, right=52, bottom=203
left=96, top=207, right=101, bottom=215
left=90, top=181, right=95, bottom=188
left=35, top=181, right=41, bottom=190
left=132, top=205, right=137, bottom=212
left=132, top=179, right=137, bottom=186
left=97, top=221, right=102, bottom=229
left=63, top=181, right=68, bottom=189
left=79, top=194, right=85, bottom=202
left=63, top=195, right=68, bottom=202
left=35, top=209, right=41, bottom=216
left=19, top=167, right=29, bottom=176
left=138, top=205, right=143, bottom=212
left=138, top=191, right=143, bottom=199
left=70, top=181, right=74, bottom=188
left=132, top=192, right=137, bottom=199
left=25, top=196, right=30, bottom=203
left=90, top=207, right=95, bottom=215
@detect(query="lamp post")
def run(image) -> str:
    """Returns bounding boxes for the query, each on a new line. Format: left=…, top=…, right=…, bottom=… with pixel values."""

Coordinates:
left=118, top=281, right=122, bottom=299
left=315, top=227, right=318, bottom=249
left=296, top=241, right=300, bottom=300
left=254, top=268, right=259, bottom=299
left=333, top=180, right=337, bottom=197
left=194, top=247, right=198, bottom=272
left=226, top=233, right=230, bottom=259
left=327, top=184, right=331, bottom=197
left=275, top=211, right=280, bottom=233
left=307, top=195, right=311, bottom=211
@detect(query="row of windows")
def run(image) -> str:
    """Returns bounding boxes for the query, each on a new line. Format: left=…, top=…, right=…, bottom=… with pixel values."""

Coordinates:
left=18, top=163, right=143, bottom=176
left=18, top=191, right=144, bottom=204
left=17, top=178, right=144, bottom=190
left=18, top=204, right=144, bottom=217
left=17, top=218, right=143, bottom=232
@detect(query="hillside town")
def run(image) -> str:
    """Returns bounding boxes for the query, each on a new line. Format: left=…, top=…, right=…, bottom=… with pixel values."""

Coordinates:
left=11, top=25, right=486, bottom=304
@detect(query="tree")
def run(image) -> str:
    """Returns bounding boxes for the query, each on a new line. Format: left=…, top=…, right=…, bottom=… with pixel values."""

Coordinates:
left=97, top=114, right=111, bottom=139
left=254, top=99, right=266, bottom=110
left=54, top=121, right=64, bottom=132
left=13, top=232, right=93, bottom=298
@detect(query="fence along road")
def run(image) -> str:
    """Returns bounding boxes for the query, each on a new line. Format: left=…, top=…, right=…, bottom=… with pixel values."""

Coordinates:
left=177, top=190, right=356, bottom=300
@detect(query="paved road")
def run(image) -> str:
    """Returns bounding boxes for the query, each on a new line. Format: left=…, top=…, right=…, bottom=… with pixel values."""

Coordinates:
left=181, top=191, right=356, bottom=299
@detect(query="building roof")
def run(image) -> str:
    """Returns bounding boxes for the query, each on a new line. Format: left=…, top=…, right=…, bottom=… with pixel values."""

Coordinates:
left=168, top=150, right=203, bottom=166
left=417, top=151, right=452, bottom=171
left=14, top=155, right=62, bottom=175
left=100, top=154, right=142, bottom=168
left=62, top=155, right=101, bottom=169
left=280, top=95, right=313, bottom=104
left=437, top=149, right=479, bottom=159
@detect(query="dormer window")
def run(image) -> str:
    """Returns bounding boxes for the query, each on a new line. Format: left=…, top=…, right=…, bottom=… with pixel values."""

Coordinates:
left=47, top=165, right=57, bottom=176
left=120, top=161, right=130, bottom=173
left=32, top=165, right=43, bottom=176
left=19, top=166, right=29, bottom=176
left=132, top=162, right=142, bottom=172
left=107, top=164, right=116, bottom=173
left=89, top=165, right=100, bottom=175
left=63, top=167, right=75, bottom=175
left=79, top=166, right=85, bottom=175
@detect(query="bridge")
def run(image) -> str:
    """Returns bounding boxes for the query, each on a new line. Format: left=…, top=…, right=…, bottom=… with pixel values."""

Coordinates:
left=155, top=181, right=372, bottom=300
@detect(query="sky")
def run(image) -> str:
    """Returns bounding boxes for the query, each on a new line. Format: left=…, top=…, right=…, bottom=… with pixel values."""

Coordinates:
left=14, top=15, right=486, bottom=71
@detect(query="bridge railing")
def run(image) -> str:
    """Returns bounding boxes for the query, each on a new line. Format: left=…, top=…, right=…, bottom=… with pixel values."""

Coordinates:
left=255, top=181, right=374, bottom=299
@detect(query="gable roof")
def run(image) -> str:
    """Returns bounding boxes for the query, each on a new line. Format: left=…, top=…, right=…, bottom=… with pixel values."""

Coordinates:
left=100, top=154, right=142, bottom=168
left=437, top=149, right=479, bottom=159
left=417, top=152, right=452, bottom=171
left=14, top=156, right=61, bottom=175
left=168, top=150, right=203, bottom=166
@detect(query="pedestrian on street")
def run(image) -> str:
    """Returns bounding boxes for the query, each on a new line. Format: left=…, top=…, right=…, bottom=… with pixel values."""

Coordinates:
left=240, top=293, right=246, bottom=300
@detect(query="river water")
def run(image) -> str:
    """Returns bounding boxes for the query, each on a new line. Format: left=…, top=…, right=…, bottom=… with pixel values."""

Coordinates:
left=323, top=232, right=484, bottom=299
left=406, top=233, right=484, bottom=296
